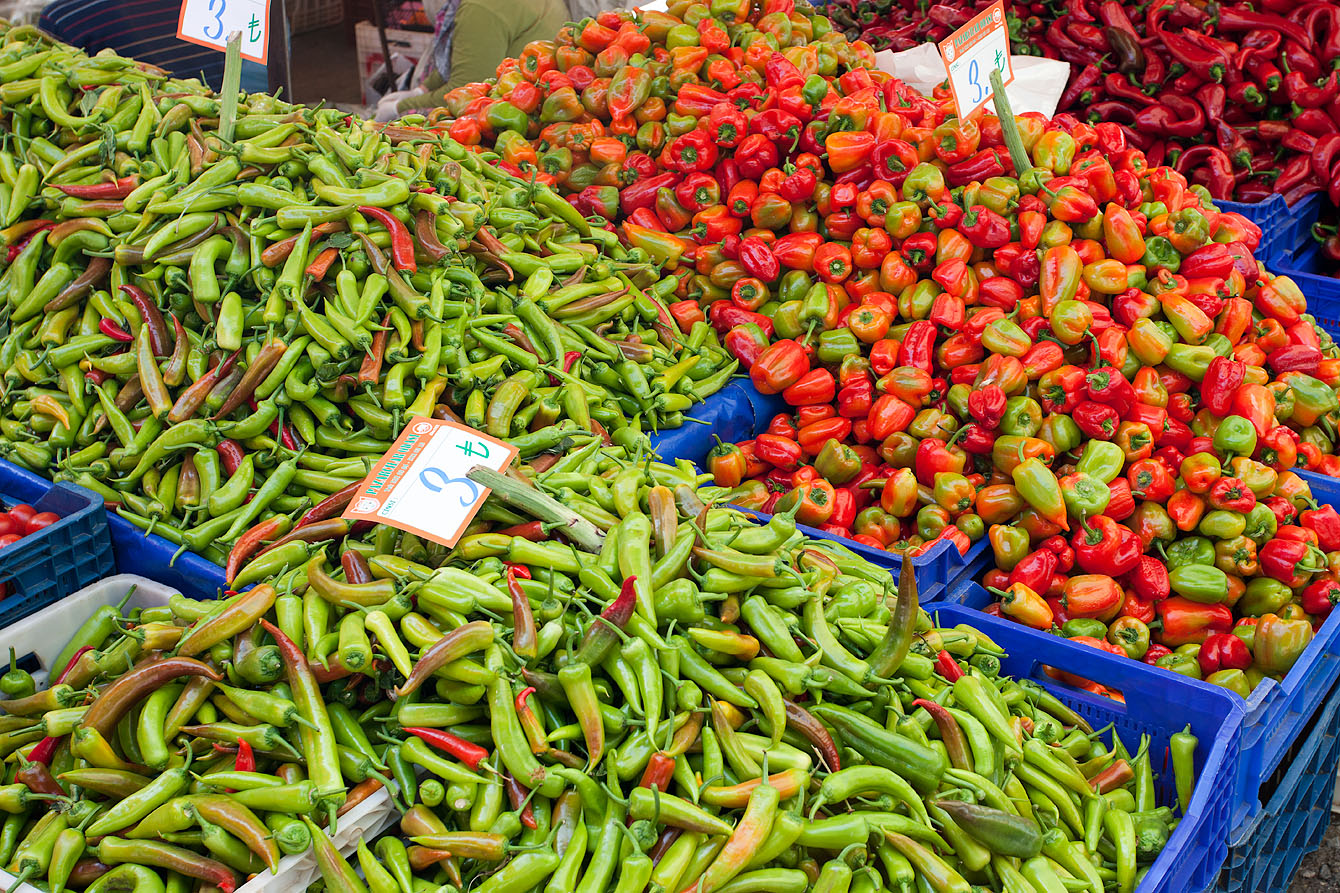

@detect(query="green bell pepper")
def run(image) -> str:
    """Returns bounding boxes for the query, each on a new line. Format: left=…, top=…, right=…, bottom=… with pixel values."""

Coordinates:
left=1169, top=565, right=1230, bottom=604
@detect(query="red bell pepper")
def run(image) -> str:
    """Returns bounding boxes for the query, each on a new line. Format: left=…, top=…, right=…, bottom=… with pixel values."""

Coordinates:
left=1126, top=555, right=1170, bottom=602
left=1301, top=579, right=1340, bottom=619
left=1198, top=632, right=1252, bottom=676
left=1301, top=505, right=1340, bottom=552
left=1201, top=356, right=1246, bottom=417
left=750, top=340, right=810, bottom=395
left=1260, top=539, right=1326, bottom=587
left=1157, top=597, right=1234, bottom=647
left=1071, top=516, right=1141, bottom=577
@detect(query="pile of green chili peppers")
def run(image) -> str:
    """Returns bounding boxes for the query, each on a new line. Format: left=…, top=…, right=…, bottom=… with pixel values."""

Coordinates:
left=0, top=446, right=1195, bottom=893
left=0, top=22, right=736, bottom=565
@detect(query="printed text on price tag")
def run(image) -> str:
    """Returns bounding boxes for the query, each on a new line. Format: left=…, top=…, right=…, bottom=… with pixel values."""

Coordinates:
left=177, top=0, right=271, bottom=64
left=937, top=0, right=1013, bottom=118
left=342, top=417, right=518, bottom=547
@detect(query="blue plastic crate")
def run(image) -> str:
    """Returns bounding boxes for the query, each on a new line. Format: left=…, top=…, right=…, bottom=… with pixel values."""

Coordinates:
left=105, top=514, right=227, bottom=600
left=1218, top=192, right=1322, bottom=268
left=0, top=458, right=115, bottom=628
left=944, top=579, right=1340, bottom=839
left=1216, top=683, right=1340, bottom=892
left=649, top=379, right=787, bottom=468
left=926, top=603, right=1246, bottom=893
left=732, top=505, right=989, bottom=603
left=1272, top=242, right=1340, bottom=339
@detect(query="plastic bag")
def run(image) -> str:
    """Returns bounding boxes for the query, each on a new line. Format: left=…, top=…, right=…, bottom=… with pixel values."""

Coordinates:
left=874, top=43, right=1071, bottom=118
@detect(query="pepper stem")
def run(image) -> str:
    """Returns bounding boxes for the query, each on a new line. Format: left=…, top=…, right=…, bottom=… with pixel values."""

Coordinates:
left=466, top=466, right=605, bottom=553
left=989, top=68, right=1031, bottom=175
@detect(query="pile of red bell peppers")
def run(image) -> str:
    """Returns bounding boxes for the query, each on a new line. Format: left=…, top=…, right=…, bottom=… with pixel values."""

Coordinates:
left=429, top=0, right=1340, bottom=694
left=846, top=0, right=1340, bottom=209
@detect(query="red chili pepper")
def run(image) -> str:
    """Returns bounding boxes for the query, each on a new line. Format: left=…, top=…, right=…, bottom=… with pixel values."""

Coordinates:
left=99, top=318, right=133, bottom=342
left=403, top=727, right=490, bottom=770
left=359, top=206, right=417, bottom=273
left=26, top=736, right=62, bottom=766
left=216, top=440, right=247, bottom=477
left=504, top=771, right=537, bottom=829
left=55, top=646, right=94, bottom=684
left=934, top=649, right=964, bottom=681
left=639, top=752, right=676, bottom=790
left=235, top=739, right=256, bottom=773
left=54, top=176, right=140, bottom=199
left=118, top=284, right=169, bottom=356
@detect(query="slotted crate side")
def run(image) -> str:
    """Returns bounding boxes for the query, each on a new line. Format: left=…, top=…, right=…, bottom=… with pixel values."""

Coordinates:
left=728, top=505, right=990, bottom=604
left=0, top=458, right=114, bottom=628
left=926, top=604, right=1245, bottom=893
left=1218, top=192, right=1321, bottom=269
left=290, top=0, right=343, bottom=33
left=1215, top=684, right=1340, bottom=893
left=1274, top=242, right=1340, bottom=338
left=942, top=580, right=1340, bottom=838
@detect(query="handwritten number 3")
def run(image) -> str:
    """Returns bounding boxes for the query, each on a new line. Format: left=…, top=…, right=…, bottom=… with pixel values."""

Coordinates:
left=968, top=59, right=985, bottom=103
left=418, top=467, right=482, bottom=506
left=204, top=0, right=226, bottom=39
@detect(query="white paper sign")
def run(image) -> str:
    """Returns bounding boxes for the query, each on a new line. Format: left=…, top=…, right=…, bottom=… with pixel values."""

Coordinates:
left=874, top=45, right=1069, bottom=118
left=938, top=0, right=1013, bottom=118
left=177, top=0, right=271, bottom=65
left=343, top=418, right=518, bottom=547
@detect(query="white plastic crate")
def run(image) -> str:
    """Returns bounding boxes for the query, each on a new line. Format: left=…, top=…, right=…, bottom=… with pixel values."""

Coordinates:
left=0, top=573, right=177, bottom=688
left=0, top=574, right=401, bottom=893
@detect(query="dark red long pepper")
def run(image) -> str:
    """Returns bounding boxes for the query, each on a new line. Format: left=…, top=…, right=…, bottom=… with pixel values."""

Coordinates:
left=359, top=206, right=416, bottom=273
left=295, top=482, right=361, bottom=529
left=54, top=176, right=140, bottom=200
left=118, top=284, right=170, bottom=356
left=507, top=566, right=538, bottom=659
left=503, top=772, right=537, bottom=829
left=216, top=440, right=246, bottom=477
left=26, top=736, right=62, bottom=767
left=571, top=576, right=637, bottom=666
left=56, top=646, right=93, bottom=683
left=782, top=699, right=842, bottom=771
left=639, top=752, right=676, bottom=790
left=341, top=550, right=373, bottom=585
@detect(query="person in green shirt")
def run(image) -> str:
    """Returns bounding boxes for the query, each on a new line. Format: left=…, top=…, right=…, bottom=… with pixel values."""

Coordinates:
left=389, top=0, right=570, bottom=115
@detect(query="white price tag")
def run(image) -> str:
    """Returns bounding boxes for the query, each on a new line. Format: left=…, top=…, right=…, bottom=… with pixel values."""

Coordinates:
left=177, top=0, right=271, bottom=64
left=342, top=418, right=519, bottom=547
left=938, top=0, right=1013, bottom=118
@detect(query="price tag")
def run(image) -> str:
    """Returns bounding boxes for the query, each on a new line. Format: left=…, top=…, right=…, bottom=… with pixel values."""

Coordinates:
left=342, top=417, right=519, bottom=547
left=937, top=0, right=1013, bottom=118
left=177, top=0, right=271, bottom=64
